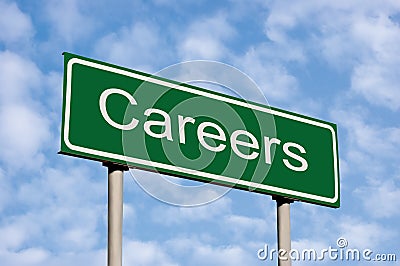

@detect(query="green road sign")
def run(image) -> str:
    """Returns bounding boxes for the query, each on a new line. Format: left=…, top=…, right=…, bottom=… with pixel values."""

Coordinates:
left=60, top=53, right=340, bottom=207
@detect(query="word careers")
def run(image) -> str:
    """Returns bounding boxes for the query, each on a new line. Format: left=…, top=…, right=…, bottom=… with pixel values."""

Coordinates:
left=100, top=88, right=308, bottom=172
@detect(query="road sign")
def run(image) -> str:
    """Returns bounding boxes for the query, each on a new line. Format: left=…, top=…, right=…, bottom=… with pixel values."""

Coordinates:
left=60, top=53, right=340, bottom=207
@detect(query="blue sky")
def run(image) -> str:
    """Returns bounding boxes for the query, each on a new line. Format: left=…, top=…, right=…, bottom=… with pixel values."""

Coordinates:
left=1, top=0, right=400, bottom=265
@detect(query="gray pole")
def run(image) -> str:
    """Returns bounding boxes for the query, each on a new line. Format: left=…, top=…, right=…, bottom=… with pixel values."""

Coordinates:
left=274, top=196, right=293, bottom=266
left=104, top=163, right=127, bottom=266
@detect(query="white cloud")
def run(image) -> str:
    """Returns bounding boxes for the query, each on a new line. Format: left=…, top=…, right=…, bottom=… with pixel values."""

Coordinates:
left=265, top=1, right=400, bottom=45
left=45, top=0, right=94, bottom=44
left=0, top=51, right=41, bottom=105
left=223, top=215, right=269, bottom=239
left=123, top=203, right=135, bottom=220
left=124, top=240, right=178, bottom=266
left=129, top=169, right=230, bottom=206
left=151, top=196, right=231, bottom=225
left=293, top=203, right=343, bottom=243
left=355, top=177, right=400, bottom=218
left=264, top=0, right=400, bottom=109
left=0, top=224, right=29, bottom=250
left=190, top=244, right=251, bottom=266
left=95, top=22, right=168, bottom=71
left=331, top=107, right=400, bottom=216
left=0, top=248, right=105, bottom=266
left=0, top=104, right=50, bottom=170
left=350, top=14, right=400, bottom=110
left=166, top=237, right=257, bottom=266
left=237, top=46, right=298, bottom=102
left=352, top=61, right=400, bottom=110
left=0, top=51, right=60, bottom=170
left=333, top=108, right=400, bottom=159
left=0, top=165, right=106, bottom=256
left=17, top=166, right=105, bottom=206
left=337, top=216, right=392, bottom=250
left=41, top=71, right=63, bottom=128
left=178, top=14, right=235, bottom=60
left=45, top=250, right=105, bottom=266
left=181, top=36, right=225, bottom=59
left=0, top=248, right=49, bottom=266
left=0, top=1, right=34, bottom=44
left=0, top=168, right=10, bottom=212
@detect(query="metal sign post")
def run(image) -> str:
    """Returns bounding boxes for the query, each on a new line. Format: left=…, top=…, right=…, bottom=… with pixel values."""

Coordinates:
left=59, top=53, right=341, bottom=266
left=274, top=196, right=293, bottom=266
left=104, top=163, right=127, bottom=266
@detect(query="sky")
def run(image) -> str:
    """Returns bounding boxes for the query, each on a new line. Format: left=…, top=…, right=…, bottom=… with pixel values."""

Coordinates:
left=0, top=0, right=400, bottom=265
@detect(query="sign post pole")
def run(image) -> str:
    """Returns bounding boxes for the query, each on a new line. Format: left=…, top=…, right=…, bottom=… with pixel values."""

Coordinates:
left=104, top=163, right=127, bottom=266
left=274, top=196, right=293, bottom=266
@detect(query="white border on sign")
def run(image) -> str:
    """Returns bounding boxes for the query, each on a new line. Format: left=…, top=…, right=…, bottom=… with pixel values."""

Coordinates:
left=63, top=57, right=339, bottom=205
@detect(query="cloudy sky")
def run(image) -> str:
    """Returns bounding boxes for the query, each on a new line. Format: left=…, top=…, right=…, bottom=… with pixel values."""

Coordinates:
left=1, top=0, right=400, bottom=265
